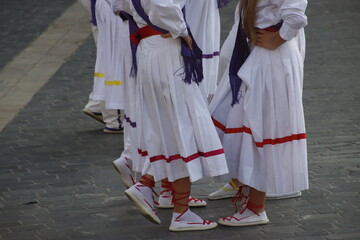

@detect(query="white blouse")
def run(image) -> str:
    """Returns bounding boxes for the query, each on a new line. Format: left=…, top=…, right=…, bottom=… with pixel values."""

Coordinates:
left=120, top=0, right=188, bottom=38
left=105, top=0, right=123, bottom=12
left=255, top=0, right=308, bottom=41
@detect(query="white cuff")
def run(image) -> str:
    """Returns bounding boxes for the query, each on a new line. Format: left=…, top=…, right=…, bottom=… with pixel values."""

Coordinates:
left=279, top=23, right=299, bottom=41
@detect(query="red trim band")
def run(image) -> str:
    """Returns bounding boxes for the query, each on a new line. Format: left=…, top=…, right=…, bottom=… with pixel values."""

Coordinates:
left=137, top=148, right=224, bottom=163
left=212, top=117, right=306, bottom=148
left=130, top=25, right=163, bottom=45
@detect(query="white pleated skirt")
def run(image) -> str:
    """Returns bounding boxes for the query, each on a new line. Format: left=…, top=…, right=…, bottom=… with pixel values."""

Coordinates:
left=186, top=0, right=220, bottom=97
left=92, top=1, right=112, bottom=101
left=121, top=22, right=138, bottom=163
left=133, top=35, right=228, bottom=183
left=210, top=39, right=308, bottom=194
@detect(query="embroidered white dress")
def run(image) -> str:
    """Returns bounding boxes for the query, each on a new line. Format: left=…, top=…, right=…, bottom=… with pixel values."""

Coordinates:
left=110, top=0, right=139, bottom=162
left=185, top=0, right=221, bottom=98
left=122, top=0, right=229, bottom=182
left=210, top=0, right=309, bottom=194
left=91, top=0, right=112, bottom=102
left=103, top=9, right=126, bottom=110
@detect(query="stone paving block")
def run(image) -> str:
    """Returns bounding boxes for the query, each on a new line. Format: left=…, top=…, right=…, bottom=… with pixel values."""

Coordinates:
left=0, top=0, right=74, bottom=69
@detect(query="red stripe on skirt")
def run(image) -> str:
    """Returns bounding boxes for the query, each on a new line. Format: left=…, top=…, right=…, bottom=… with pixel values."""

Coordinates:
left=137, top=148, right=224, bottom=163
left=212, top=117, right=306, bottom=148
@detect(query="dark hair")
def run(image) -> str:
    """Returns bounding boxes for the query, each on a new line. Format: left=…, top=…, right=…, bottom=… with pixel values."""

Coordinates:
left=240, top=0, right=258, bottom=44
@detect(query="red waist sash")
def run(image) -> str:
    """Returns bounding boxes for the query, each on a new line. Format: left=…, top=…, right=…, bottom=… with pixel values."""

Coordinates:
left=130, top=25, right=164, bottom=45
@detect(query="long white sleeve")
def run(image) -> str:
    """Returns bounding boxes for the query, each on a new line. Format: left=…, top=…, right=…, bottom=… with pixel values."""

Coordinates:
left=275, top=0, right=308, bottom=41
left=141, top=0, right=188, bottom=38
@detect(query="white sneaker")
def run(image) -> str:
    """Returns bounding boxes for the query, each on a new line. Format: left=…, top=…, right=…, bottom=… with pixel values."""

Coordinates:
left=266, top=191, right=302, bottom=200
left=218, top=208, right=269, bottom=227
left=158, top=193, right=207, bottom=208
left=157, top=188, right=173, bottom=208
left=82, top=108, right=104, bottom=124
left=125, top=183, right=161, bottom=224
left=189, top=196, right=207, bottom=207
left=169, top=209, right=217, bottom=232
left=208, top=180, right=239, bottom=200
left=113, top=157, right=135, bottom=189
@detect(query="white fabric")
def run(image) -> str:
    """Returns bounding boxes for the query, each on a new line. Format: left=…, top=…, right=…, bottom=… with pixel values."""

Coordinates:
left=121, top=0, right=188, bottom=38
left=103, top=11, right=126, bottom=110
left=134, top=36, right=228, bottom=182
left=84, top=94, right=102, bottom=113
left=254, top=0, right=308, bottom=41
left=103, top=108, right=122, bottom=129
left=91, top=0, right=112, bottom=101
left=218, top=19, right=306, bottom=86
left=122, top=0, right=228, bottom=182
left=186, top=0, right=220, bottom=97
left=172, top=209, right=202, bottom=223
left=210, top=1, right=308, bottom=194
left=211, top=39, right=308, bottom=194
left=119, top=20, right=138, bottom=164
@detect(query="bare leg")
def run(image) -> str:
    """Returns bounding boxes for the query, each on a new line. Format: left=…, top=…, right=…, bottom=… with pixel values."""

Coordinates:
left=172, top=177, right=191, bottom=213
left=248, top=187, right=266, bottom=213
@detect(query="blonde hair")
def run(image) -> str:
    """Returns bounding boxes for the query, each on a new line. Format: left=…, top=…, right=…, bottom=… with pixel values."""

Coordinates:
left=240, top=0, right=258, bottom=44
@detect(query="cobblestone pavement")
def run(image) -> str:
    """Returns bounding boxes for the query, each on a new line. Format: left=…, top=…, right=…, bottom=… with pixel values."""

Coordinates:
left=0, top=0, right=359, bottom=239
left=0, top=0, right=74, bottom=70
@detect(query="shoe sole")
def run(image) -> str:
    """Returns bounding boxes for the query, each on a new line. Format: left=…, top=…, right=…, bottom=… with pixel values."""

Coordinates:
left=112, top=161, right=132, bottom=189
left=266, top=192, right=302, bottom=200
left=207, top=194, right=235, bottom=200
left=157, top=204, right=174, bottom=209
left=218, top=219, right=269, bottom=227
left=189, top=202, right=207, bottom=207
left=169, top=223, right=217, bottom=232
left=125, top=189, right=161, bottom=225
left=103, top=129, right=124, bottom=134
left=157, top=202, right=207, bottom=209
left=82, top=109, right=105, bottom=124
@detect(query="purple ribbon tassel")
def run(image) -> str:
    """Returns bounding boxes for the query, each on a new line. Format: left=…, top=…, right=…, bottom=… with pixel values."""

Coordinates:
left=229, top=15, right=283, bottom=106
left=181, top=28, right=203, bottom=84
left=119, top=11, right=142, bottom=77
left=229, top=15, right=250, bottom=106
left=217, top=0, right=232, bottom=8
left=90, top=0, right=97, bottom=26
left=181, top=8, right=203, bottom=84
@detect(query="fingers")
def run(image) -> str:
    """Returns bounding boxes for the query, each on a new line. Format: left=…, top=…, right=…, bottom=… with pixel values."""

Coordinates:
left=161, top=33, right=172, bottom=38
left=182, top=35, right=193, bottom=50
left=187, top=38, right=193, bottom=50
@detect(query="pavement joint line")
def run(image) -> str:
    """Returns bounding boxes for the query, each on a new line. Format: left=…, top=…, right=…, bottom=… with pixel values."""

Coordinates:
left=0, top=2, right=92, bottom=132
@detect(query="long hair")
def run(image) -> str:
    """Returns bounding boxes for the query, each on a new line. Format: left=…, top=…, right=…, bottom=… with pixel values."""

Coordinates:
left=240, top=0, right=258, bottom=44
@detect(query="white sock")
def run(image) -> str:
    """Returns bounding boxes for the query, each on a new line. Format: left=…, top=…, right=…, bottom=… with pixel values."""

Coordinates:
left=172, top=209, right=203, bottom=222
left=134, top=182, right=154, bottom=205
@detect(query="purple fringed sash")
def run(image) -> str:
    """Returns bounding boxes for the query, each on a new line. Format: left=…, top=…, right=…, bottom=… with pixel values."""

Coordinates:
left=228, top=13, right=250, bottom=106
left=90, top=0, right=97, bottom=26
left=229, top=14, right=283, bottom=106
left=217, top=0, right=232, bottom=8
left=181, top=8, right=203, bottom=84
left=126, top=0, right=203, bottom=84
left=119, top=11, right=142, bottom=77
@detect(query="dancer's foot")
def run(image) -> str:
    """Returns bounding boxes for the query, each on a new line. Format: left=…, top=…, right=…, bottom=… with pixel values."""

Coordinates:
left=113, top=157, right=135, bottom=188
left=125, top=181, right=160, bottom=224
left=169, top=209, right=217, bottom=231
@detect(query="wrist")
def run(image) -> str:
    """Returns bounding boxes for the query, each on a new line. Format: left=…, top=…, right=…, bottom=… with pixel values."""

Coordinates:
left=273, top=32, right=286, bottom=49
